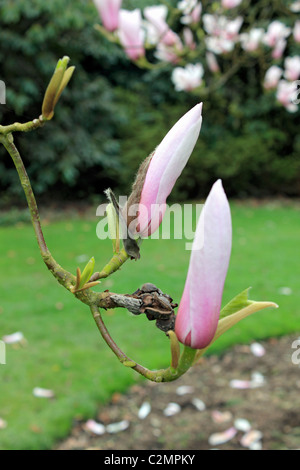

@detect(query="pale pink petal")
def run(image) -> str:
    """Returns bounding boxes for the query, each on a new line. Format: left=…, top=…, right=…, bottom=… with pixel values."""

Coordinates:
left=106, top=420, right=129, bottom=433
left=2, top=331, right=25, bottom=344
left=163, top=402, right=181, bottom=416
left=176, top=385, right=194, bottom=395
left=234, top=418, right=252, bottom=432
left=84, top=419, right=106, bottom=435
left=208, top=427, right=237, bottom=446
left=250, top=342, right=266, bottom=357
left=0, top=418, right=7, bottom=429
left=191, top=398, right=206, bottom=411
left=240, top=430, right=263, bottom=449
left=212, top=410, right=233, bottom=424
left=138, top=401, right=151, bottom=419
left=33, top=387, right=55, bottom=398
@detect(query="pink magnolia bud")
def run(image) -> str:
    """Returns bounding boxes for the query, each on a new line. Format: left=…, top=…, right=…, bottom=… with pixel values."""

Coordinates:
left=175, top=180, right=232, bottom=349
left=222, top=0, right=243, bottom=9
left=263, top=65, right=283, bottom=90
left=284, top=56, right=300, bottom=81
left=118, top=9, right=145, bottom=61
left=183, top=28, right=196, bottom=50
left=206, top=52, right=220, bottom=73
left=294, top=21, right=300, bottom=43
left=276, top=80, right=298, bottom=113
left=272, top=38, right=287, bottom=60
left=144, top=5, right=178, bottom=46
left=93, top=0, right=122, bottom=32
left=132, top=103, right=203, bottom=237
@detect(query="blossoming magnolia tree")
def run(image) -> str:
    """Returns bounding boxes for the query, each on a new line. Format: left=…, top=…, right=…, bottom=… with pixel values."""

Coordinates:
left=0, top=57, right=277, bottom=382
left=94, top=0, right=300, bottom=113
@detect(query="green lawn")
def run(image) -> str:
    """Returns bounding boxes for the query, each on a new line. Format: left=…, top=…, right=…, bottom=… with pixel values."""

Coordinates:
left=0, top=201, right=299, bottom=450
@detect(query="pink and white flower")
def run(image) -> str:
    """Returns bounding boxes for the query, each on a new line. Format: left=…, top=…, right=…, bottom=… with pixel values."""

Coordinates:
left=154, top=42, right=183, bottom=64
left=171, top=63, right=204, bottom=91
left=118, top=9, right=145, bottom=61
left=222, top=0, right=243, bottom=9
left=276, top=80, right=298, bottom=113
left=144, top=5, right=179, bottom=46
left=93, top=0, right=122, bottom=32
left=284, top=56, right=300, bottom=81
left=264, top=65, right=283, bottom=90
left=206, top=36, right=235, bottom=55
left=175, top=180, right=232, bottom=349
left=294, top=21, right=300, bottom=43
left=272, top=38, right=287, bottom=60
left=178, top=0, right=202, bottom=25
left=240, top=28, right=265, bottom=52
left=263, top=21, right=291, bottom=48
left=203, top=14, right=243, bottom=54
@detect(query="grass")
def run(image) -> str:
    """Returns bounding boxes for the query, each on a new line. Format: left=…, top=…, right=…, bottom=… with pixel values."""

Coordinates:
left=0, top=200, right=299, bottom=449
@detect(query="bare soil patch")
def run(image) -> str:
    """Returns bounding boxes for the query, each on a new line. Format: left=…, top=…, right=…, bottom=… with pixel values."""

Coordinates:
left=56, top=334, right=300, bottom=451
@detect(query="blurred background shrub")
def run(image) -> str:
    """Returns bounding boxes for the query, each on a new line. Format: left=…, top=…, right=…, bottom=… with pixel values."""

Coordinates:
left=0, top=0, right=299, bottom=205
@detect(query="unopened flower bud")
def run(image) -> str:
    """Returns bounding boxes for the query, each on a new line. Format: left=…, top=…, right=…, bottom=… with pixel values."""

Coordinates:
left=42, top=56, right=75, bottom=120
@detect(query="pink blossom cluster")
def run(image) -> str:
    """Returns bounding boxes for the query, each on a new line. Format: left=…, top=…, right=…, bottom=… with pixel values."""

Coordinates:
left=93, top=0, right=300, bottom=113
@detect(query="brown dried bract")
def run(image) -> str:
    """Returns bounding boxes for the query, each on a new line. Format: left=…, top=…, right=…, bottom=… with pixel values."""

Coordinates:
left=132, top=283, right=178, bottom=333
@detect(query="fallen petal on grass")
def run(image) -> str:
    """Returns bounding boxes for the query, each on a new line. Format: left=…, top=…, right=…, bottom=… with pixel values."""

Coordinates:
left=240, top=429, right=263, bottom=449
left=84, top=419, right=106, bottom=435
left=138, top=401, right=151, bottom=420
left=163, top=402, right=181, bottom=417
left=208, top=427, right=237, bottom=446
left=234, top=418, right=252, bottom=433
left=176, top=385, right=194, bottom=396
left=191, top=398, right=206, bottom=411
left=0, top=418, right=7, bottom=429
left=250, top=342, right=266, bottom=357
left=211, top=410, right=233, bottom=424
left=32, top=387, right=55, bottom=398
left=2, top=331, right=25, bottom=344
left=106, top=420, right=130, bottom=433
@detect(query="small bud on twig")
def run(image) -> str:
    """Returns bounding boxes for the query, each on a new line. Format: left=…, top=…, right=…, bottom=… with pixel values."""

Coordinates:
left=42, top=56, right=75, bottom=120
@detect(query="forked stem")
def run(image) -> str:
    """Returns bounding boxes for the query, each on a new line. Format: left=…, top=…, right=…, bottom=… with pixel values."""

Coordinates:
left=90, top=304, right=196, bottom=383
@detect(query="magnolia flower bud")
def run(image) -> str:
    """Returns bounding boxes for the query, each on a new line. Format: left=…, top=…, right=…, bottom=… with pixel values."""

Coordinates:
left=93, top=0, right=122, bottom=32
left=175, top=180, right=232, bottom=349
left=222, top=0, right=243, bottom=9
left=294, top=21, right=300, bottom=43
left=118, top=9, right=145, bottom=61
left=42, top=56, right=75, bottom=120
left=263, top=65, right=283, bottom=90
left=284, top=56, right=300, bottom=81
left=124, top=103, right=203, bottom=238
